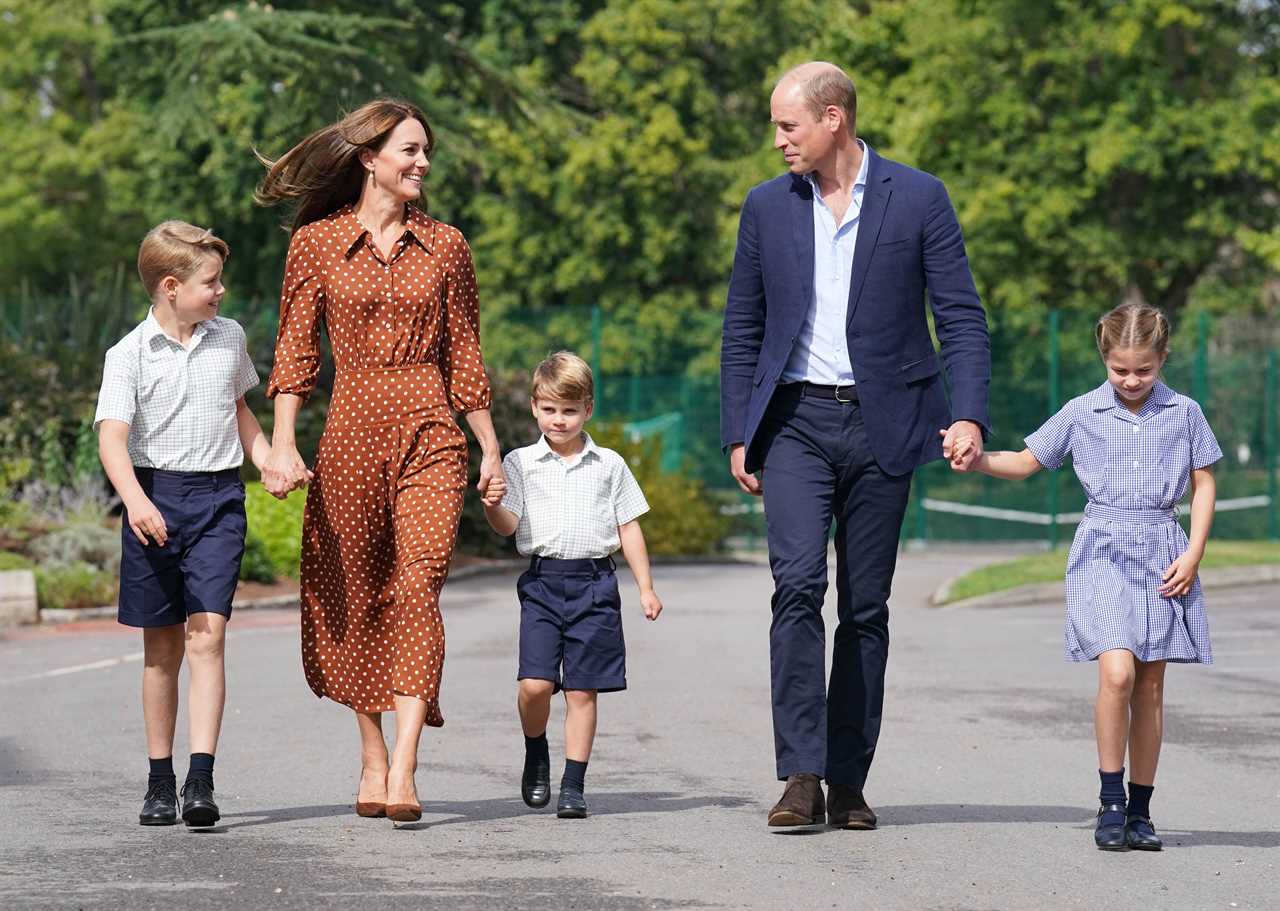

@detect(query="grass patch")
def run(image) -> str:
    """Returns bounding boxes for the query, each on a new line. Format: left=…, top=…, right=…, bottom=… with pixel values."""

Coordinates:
left=940, top=540, right=1280, bottom=605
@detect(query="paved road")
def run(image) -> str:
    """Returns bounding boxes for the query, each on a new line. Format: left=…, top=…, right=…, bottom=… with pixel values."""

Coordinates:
left=1, top=551, right=1276, bottom=910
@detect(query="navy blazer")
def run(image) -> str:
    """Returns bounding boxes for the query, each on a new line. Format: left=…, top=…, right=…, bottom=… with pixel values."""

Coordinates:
left=720, top=149, right=991, bottom=476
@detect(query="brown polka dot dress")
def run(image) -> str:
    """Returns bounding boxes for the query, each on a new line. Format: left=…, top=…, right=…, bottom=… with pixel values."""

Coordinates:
left=267, top=204, right=491, bottom=727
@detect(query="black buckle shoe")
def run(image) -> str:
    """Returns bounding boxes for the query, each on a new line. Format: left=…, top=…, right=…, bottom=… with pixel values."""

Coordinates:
left=139, top=779, right=178, bottom=826
left=521, top=754, right=551, bottom=808
left=180, top=778, right=220, bottom=827
left=1125, top=814, right=1163, bottom=851
left=1094, top=803, right=1127, bottom=850
left=556, top=787, right=588, bottom=819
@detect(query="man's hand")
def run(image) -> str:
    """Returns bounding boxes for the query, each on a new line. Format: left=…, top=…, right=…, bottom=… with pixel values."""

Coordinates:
left=262, top=444, right=312, bottom=499
left=940, top=421, right=984, bottom=472
left=728, top=443, right=762, bottom=496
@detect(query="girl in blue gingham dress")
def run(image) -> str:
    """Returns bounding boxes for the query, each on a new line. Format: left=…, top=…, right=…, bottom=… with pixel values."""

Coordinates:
left=956, top=303, right=1220, bottom=853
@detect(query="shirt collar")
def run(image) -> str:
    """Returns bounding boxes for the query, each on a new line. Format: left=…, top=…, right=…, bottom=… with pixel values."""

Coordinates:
left=805, top=138, right=870, bottom=195
left=143, top=307, right=210, bottom=349
left=336, top=203, right=437, bottom=258
left=1085, top=379, right=1178, bottom=412
left=533, top=431, right=598, bottom=462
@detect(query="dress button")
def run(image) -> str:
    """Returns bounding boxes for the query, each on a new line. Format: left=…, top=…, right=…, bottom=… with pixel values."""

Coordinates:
left=1132, top=425, right=1139, bottom=433
left=1132, top=460, right=1139, bottom=468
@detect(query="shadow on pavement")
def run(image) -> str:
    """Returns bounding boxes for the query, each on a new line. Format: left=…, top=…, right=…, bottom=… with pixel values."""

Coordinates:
left=218, top=791, right=751, bottom=831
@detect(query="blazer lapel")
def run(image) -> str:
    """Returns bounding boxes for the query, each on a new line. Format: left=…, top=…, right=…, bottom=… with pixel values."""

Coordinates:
left=789, top=174, right=815, bottom=320
left=846, top=151, right=891, bottom=328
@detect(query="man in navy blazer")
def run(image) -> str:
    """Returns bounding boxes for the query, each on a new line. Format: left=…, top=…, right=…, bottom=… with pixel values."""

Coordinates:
left=720, top=62, right=991, bottom=829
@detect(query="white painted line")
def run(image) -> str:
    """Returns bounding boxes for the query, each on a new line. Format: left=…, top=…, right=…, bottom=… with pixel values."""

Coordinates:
left=2, top=651, right=144, bottom=685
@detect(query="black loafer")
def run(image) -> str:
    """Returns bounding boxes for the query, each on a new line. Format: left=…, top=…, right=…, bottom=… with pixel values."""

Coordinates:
left=180, top=778, right=220, bottom=828
left=521, top=755, right=551, bottom=808
left=139, top=779, right=178, bottom=826
left=556, top=787, right=588, bottom=819
left=1094, top=803, right=1127, bottom=850
left=1125, top=814, right=1163, bottom=851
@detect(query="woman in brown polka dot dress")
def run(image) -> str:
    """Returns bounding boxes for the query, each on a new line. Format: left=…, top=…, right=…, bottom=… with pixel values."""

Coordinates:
left=256, top=99, right=506, bottom=822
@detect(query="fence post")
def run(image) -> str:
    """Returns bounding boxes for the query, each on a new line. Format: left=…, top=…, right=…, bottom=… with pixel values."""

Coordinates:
left=1047, top=310, right=1060, bottom=549
left=1268, top=349, right=1278, bottom=541
left=591, top=304, right=603, bottom=418
left=1194, top=311, right=1210, bottom=408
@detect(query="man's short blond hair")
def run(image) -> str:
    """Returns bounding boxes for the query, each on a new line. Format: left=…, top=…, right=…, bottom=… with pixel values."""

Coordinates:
left=531, top=351, right=594, bottom=403
left=137, top=220, right=229, bottom=298
left=778, top=61, right=857, bottom=136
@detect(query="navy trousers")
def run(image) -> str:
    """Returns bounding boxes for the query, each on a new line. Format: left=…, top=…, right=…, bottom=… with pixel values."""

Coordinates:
left=758, top=385, right=912, bottom=787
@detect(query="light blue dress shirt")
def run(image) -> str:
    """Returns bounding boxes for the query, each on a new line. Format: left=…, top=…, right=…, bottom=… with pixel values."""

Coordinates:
left=780, top=139, right=870, bottom=385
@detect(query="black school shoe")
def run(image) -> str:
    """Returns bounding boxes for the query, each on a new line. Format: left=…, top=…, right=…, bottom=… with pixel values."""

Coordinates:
left=1125, top=815, right=1163, bottom=851
left=1094, top=803, right=1128, bottom=850
left=180, top=779, right=220, bottom=827
left=139, top=779, right=178, bottom=826
left=556, top=787, right=588, bottom=819
left=521, top=754, right=551, bottom=808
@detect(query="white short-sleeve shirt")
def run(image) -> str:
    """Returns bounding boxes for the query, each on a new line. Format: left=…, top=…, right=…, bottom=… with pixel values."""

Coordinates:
left=93, top=310, right=260, bottom=471
left=500, top=433, right=650, bottom=559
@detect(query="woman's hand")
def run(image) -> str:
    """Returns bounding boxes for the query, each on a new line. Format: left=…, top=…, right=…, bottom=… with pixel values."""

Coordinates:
left=477, top=452, right=506, bottom=506
left=262, top=444, right=313, bottom=499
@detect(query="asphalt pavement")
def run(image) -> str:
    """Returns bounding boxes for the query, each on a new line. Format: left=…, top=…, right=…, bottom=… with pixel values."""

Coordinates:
left=1, top=550, right=1276, bottom=910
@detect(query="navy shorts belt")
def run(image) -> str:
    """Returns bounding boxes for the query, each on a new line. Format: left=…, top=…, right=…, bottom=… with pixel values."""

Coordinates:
left=118, top=466, right=247, bottom=629
left=517, top=554, right=626, bottom=693
left=528, top=555, right=616, bottom=576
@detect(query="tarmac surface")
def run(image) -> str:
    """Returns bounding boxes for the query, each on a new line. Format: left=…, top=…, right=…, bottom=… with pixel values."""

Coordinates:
left=1, top=550, right=1277, bottom=910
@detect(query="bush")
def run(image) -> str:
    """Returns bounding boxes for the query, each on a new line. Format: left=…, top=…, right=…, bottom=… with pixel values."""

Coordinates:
left=587, top=425, right=729, bottom=556
left=239, top=531, right=277, bottom=583
left=244, top=484, right=305, bottom=579
left=0, top=551, right=34, bottom=571
left=29, top=523, right=120, bottom=574
left=35, top=561, right=117, bottom=610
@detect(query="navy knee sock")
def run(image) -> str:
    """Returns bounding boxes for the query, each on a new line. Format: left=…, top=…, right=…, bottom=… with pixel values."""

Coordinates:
left=186, top=752, right=215, bottom=787
left=1098, top=769, right=1126, bottom=825
left=562, top=759, right=588, bottom=794
left=1128, top=782, right=1154, bottom=819
left=148, top=756, right=175, bottom=787
left=525, top=734, right=549, bottom=764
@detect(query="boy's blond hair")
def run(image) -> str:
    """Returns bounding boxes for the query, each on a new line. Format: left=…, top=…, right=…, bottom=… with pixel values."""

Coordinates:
left=531, top=351, right=594, bottom=403
left=137, top=220, right=230, bottom=299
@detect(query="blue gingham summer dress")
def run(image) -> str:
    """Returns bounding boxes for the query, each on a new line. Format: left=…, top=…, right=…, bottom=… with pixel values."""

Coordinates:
left=1025, top=381, right=1222, bottom=664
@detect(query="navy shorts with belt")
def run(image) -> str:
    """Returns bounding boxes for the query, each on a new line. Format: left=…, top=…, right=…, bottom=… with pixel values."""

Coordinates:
left=118, top=467, right=247, bottom=628
left=517, top=556, right=626, bottom=693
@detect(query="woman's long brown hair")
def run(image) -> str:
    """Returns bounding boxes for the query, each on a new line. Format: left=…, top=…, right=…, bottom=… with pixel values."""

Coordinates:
left=254, top=98, right=434, bottom=232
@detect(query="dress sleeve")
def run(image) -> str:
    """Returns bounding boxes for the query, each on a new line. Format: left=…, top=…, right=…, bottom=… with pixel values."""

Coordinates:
left=499, top=450, right=524, bottom=520
left=266, top=225, right=324, bottom=400
left=1187, top=401, right=1223, bottom=470
left=613, top=458, right=650, bottom=526
left=1024, top=402, right=1075, bottom=471
left=440, top=230, right=493, bottom=413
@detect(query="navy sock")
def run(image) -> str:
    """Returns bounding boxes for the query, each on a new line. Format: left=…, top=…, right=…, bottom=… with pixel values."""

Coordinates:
left=187, top=752, right=215, bottom=787
left=562, top=759, right=588, bottom=794
left=148, top=756, right=175, bottom=787
left=1128, top=782, right=1154, bottom=819
left=1099, top=769, right=1126, bottom=825
left=525, top=734, right=549, bottom=764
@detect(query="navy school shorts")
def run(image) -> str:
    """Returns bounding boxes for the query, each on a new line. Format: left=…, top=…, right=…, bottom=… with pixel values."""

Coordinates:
left=517, top=556, right=627, bottom=693
left=118, top=467, right=246, bottom=628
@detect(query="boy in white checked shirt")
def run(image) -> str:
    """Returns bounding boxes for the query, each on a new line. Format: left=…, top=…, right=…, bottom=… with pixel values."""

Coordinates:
left=484, top=351, right=663, bottom=819
left=95, top=221, right=272, bottom=829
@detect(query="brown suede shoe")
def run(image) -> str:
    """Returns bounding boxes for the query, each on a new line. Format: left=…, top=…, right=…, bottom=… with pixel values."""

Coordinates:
left=827, top=783, right=877, bottom=830
left=767, top=774, right=826, bottom=827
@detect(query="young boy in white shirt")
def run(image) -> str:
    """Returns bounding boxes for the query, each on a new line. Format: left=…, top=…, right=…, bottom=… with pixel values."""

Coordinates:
left=483, top=351, right=663, bottom=818
left=95, top=221, right=271, bottom=827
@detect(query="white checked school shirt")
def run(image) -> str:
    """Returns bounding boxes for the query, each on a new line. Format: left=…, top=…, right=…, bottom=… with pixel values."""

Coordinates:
left=780, top=138, right=870, bottom=385
left=93, top=309, right=260, bottom=471
left=500, top=433, right=650, bottom=559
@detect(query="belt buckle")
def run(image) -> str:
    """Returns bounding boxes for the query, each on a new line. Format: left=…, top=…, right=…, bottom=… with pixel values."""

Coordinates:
left=834, top=384, right=854, bottom=404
